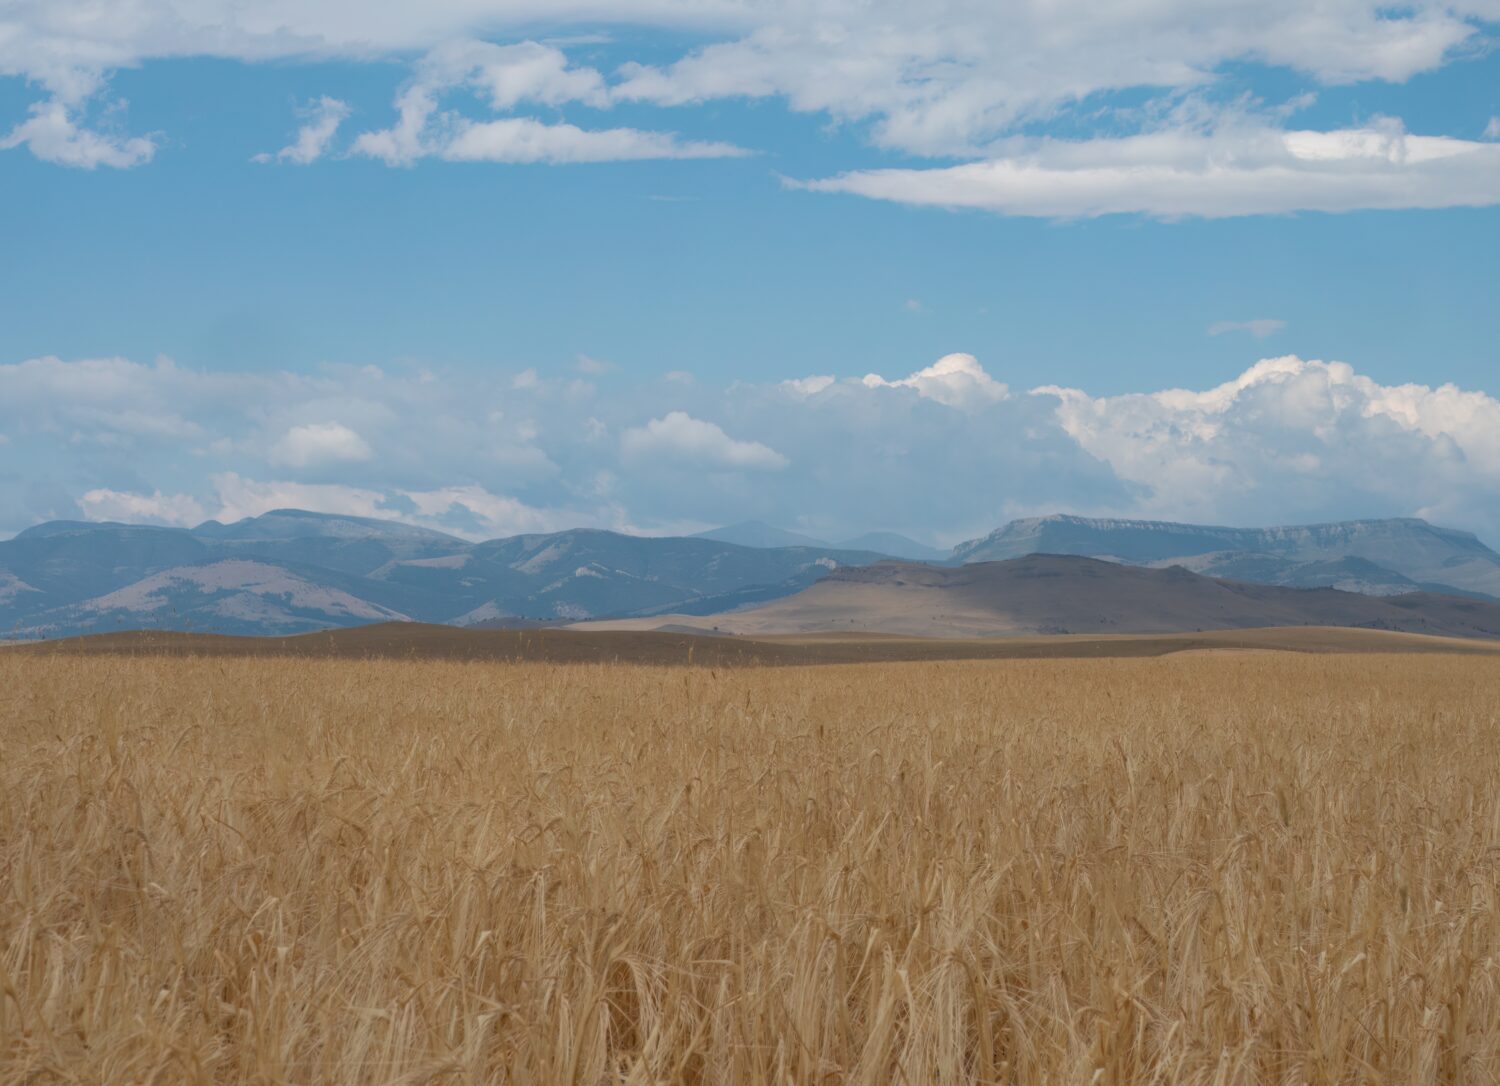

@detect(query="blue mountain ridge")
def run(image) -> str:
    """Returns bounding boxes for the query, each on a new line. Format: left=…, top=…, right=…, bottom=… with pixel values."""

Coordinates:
left=3, top=510, right=1497, bottom=638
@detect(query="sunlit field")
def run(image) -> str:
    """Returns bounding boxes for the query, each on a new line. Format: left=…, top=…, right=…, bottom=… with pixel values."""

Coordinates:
left=4, top=651, right=1500, bottom=1083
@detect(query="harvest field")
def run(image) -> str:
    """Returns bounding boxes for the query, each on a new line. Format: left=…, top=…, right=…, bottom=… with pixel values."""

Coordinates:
left=4, top=649, right=1500, bottom=1083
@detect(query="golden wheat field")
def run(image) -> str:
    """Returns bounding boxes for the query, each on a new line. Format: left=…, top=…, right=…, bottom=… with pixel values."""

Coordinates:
left=4, top=649, right=1500, bottom=1084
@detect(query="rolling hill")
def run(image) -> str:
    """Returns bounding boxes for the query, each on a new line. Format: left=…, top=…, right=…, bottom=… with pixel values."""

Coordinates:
left=581, top=555, right=1500, bottom=640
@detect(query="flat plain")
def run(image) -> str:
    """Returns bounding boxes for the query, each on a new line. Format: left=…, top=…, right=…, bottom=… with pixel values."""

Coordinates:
left=4, top=645, right=1500, bottom=1082
left=14, top=620, right=1500, bottom=665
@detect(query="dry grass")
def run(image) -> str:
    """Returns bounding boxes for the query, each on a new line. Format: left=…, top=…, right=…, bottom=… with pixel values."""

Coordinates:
left=3, top=651, right=1500, bottom=1083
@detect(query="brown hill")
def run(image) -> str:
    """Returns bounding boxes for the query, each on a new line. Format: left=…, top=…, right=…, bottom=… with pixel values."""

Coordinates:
left=580, top=555, right=1500, bottom=639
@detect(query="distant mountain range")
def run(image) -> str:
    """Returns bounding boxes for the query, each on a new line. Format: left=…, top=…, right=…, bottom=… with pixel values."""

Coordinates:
left=584, top=555, right=1500, bottom=640
left=952, top=515, right=1500, bottom=600
left=3, top=509, right=1499, bottom=639
left=693, top=521, right=948, bottom=561
left=0, top=510, right=888, bottom=638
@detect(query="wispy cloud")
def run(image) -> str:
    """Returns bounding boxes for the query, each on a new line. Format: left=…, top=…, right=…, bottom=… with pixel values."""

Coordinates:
left=795, top=121, right=1500, bottom=219
left=254, top=96, right=350, bottom=165
left=348, top=39, right=748, bottom=166
left=1, top=98, right=155, bottom=169
left=1209, top=319, right=1287, bottom=339
left=575, top=355, right=614, bottom=375
left=2, top=1, right=1490, bottom=183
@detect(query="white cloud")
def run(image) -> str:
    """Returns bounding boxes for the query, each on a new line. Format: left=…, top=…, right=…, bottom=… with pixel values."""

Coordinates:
left=436, top=39, right=608, bottom=110
left=348, top=83, right=434, bottom=166
left=208, top=473, right=387, bottom=524
left=797, top=120, right=1500, bottom=218
left=862, top=353, right=1008, bottom=409
left=0, top=98, right=155, bottom=168
left=1209, top=319, right=1287, bottom=339
left=611, top=3, right=1487, bottom=156
left=0, top=354, right=225, bottom=442
left=621, top=411, right=789, bottom=471
left=780, top=375, right=835, bottom=397
left=253, top=95, right=350, bottom=164
left=10, top=350, right=1500, bottom=547
left=400, top=485, right=561, bottom=536
left=79, top=488, right=206, bottom=527
left=438, top=117, right=746, bottom=164
left=3, top=1, right=1493, bottom=182
left=83, top=475, right=562, bottom=540
left=1486, top=117, right=1500, bottom=140
left=1034, top=356, right=1500, bottom=525
left=575, top=354, right=613, bottom=375
left=268, top=422, right=374, bottom=468
left=348, top=37, right=747, bottom=166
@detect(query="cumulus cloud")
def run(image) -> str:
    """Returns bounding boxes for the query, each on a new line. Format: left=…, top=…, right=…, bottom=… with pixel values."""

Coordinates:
left=797, top=120, right=1500, bottom=218
left=254, top=96, right=350, bottom=164
left=79, top=488, right=207, bottom=527
left=1035, top=356, right=1500, bottom=527
left=862, top=353, right=1008, bottom=409
left=268, top=422, right=374, bottom=468
left=1486, top=117, right=1500, bottom=140
left=621, top=411, right=789, bottom=471
left=1209, top=319, right=1287, bottom=339
left=8, top=349, right=1500, bottom=547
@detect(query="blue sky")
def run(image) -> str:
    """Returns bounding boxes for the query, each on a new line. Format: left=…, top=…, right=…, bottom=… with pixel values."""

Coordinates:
left=1, top=3, right=1498, bottom=544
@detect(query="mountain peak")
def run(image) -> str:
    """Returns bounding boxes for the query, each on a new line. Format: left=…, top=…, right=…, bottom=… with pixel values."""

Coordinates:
left=691, top=521, right=830, bottom=549
left=834, top=531, right=948, bottom=561
left=191, top=509, right=464, bottom=544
